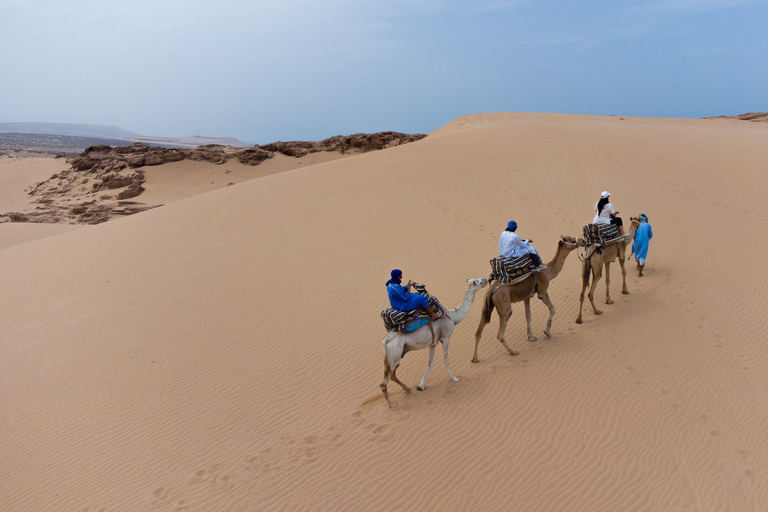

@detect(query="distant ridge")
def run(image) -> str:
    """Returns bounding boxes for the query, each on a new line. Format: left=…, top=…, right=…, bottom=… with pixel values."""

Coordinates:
left=0, top=122, right=140, bottom=138
left=704, top=112, right=768, bottom=122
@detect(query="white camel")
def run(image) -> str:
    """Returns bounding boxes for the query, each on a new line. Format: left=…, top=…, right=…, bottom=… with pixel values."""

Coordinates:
left=380, top=277, right=488, bottom=407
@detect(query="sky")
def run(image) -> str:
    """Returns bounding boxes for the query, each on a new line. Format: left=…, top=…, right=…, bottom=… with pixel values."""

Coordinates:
left=1, top=0, right=767, bottom=144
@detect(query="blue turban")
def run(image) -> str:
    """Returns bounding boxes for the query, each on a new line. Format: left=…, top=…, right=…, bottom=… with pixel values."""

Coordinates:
left=386, top=269, right=403, bottom=286
left=639, top=214, right=648, bottom=222
left=507, top=220, right=517, bottom=231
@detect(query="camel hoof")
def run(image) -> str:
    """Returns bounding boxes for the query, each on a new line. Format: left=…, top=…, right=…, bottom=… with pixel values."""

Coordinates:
left=528, top=336, right=538, bottom=342
left=595, top=310, right=603, bottom=315
left=575, top=318, right=582, bottom=324
left=605, top=299, right=614, bottom=305
left=416, top=386, right=424, bottom=391
left=543, top=331, right=551, bottom=338
left=451, top=377, right=460, bottom=382
left=471, top=358, right=479, bottom=364
left=510, top=350, right=520, bottom=356
left=622, top=290, right=629, bottom=294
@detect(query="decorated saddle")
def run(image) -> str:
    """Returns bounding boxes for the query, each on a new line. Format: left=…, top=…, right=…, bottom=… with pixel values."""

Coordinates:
left=489, top=254, right=536, bottom=284
left=582, top=223, right=623, bottom=247
left=381, top=283, right=446, bottom=333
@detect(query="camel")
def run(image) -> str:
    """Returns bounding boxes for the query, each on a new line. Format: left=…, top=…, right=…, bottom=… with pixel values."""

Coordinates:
left=380, top=277, right=488, bottom=407
left=472, top=237, right=579, bottom=363
left=575, top=217, right=641, bottom=324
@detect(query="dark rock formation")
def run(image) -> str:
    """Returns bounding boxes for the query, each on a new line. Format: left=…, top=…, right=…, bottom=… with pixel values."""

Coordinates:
left=705, top=112, right=768, bottom=122
left=4, top=131, right=426, bottom=225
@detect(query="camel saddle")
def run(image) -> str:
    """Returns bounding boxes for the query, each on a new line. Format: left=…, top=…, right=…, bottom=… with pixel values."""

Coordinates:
left=583, top=223, right=622, bottom=247
left=381, top=283, right=446, bottom=333
left=489, top=254, right=536, bottom=284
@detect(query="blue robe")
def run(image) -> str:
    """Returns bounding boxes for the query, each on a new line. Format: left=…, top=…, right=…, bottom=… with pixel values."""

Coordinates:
left=632, top=222, right=653, bottom=264
left=387, top=284, right=430, bottom=311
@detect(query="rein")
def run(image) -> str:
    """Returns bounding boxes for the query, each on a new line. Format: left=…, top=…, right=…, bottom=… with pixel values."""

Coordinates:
left=578, top=245, right=602, bottom=263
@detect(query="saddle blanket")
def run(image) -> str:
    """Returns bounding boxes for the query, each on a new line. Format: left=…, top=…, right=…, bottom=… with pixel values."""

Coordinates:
left=381, top=283, right=446, bottom=333
left=583, top=223, right=623, bottom=246
left=489, top=254, right=536, bottom=284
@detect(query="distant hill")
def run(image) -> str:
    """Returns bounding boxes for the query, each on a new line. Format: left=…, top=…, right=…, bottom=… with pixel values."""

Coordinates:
left=0, top=123, right=253, bottom=150
left=124, top=135, right=253, bottom=148
left=0, top=122, right=141, bottom=138
left=704, top=112, right=768, bottom=122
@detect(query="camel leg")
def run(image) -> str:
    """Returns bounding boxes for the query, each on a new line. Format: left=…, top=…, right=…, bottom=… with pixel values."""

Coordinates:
left=473, top=315, right=489, bottom=364
left=604, top=261, right=613, bottom=304
left=381, top=354, right=396, bottom=407
left=417, top=344, right=436, bottom=391
left=538, top=293, right=556, bottom=337
left=576, top=262, right=590, bottom=324
left=619, top=252, right=629, bottom=294
left=441, top=338, right=460, bottom=383
left=380, top=380, right=395, bottom=407
left=588, top=264, right=603, bottom=316
left=524, top=298, right=537, bottom=342
left=496, top=308, right=520, bottom=356
left=391, top=368, right=411, bottom=392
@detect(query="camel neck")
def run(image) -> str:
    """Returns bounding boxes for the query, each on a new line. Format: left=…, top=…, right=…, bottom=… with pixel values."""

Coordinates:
left=448, top=286, right=480, bottom=324
left=543, top=242, right=572, bottom=279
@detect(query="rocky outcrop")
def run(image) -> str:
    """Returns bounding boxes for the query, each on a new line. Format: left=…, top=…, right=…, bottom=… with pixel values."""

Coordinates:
left=258, top=131, right=425, bottom=157
left=706, top=112, right=768, bottom=122
left=65, top=131, right=426, bottom=172
left=5, top=131, right=426, bottom=225
left=0, top=201, right=158, bottom=225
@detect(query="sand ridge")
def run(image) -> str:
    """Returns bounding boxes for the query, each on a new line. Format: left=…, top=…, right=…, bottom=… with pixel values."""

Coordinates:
left=1, top=113, right=767, bottom=510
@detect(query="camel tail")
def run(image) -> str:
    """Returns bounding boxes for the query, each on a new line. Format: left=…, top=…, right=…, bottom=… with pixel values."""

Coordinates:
left=382, top=332, right=401, bottom=374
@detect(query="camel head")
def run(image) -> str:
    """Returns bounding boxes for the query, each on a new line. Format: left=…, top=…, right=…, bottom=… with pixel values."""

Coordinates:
left=561, top=235, right=585, bottom=247
left=467, top=277, right=489, bottom=290
left=560, top=235, right=579, bottom=249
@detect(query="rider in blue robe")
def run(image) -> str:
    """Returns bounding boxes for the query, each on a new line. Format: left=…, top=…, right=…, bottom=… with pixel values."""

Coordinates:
left=632, top=214, right=653, bottom=276
left=386, top=269, right=439, bottom=320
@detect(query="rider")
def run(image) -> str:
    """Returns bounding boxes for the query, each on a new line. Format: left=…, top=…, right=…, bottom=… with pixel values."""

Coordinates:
left=499, top=220, right=546, bottom=271
left=593, top=191, right=629, bottom=237
left=386, top=269, right=440, bottom=320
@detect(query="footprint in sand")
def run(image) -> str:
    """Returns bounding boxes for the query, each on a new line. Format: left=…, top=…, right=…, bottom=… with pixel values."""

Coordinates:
left=153, top=488, right=172, bottom=500
left=745, top=469, right=758, bottom=479
left=739, top=449, right=752, bottom=459
left=710, top=430, right=723, bottom=438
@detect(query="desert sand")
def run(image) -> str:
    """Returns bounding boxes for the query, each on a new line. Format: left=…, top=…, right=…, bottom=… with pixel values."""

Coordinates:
left=1, top=113, right=767, bottom=511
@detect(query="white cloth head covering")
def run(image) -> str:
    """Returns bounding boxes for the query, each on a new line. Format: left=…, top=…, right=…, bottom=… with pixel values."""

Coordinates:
left=600, top=191, right=611, bottom=198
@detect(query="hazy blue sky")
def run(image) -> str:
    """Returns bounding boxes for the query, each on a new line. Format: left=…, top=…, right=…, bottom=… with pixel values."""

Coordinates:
left=1, top=0, right=766, bottom=143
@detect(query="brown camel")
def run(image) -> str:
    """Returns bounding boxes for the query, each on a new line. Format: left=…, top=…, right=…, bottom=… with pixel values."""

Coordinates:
left=472, top=236, right=579, bottom=363
left=575, top=217, right=641, bottom=324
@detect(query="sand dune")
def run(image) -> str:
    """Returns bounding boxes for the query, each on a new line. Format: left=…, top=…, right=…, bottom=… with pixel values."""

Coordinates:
left=1, top=113, right=767, bottom=511
left=0, top=151, right=351, bottom=248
